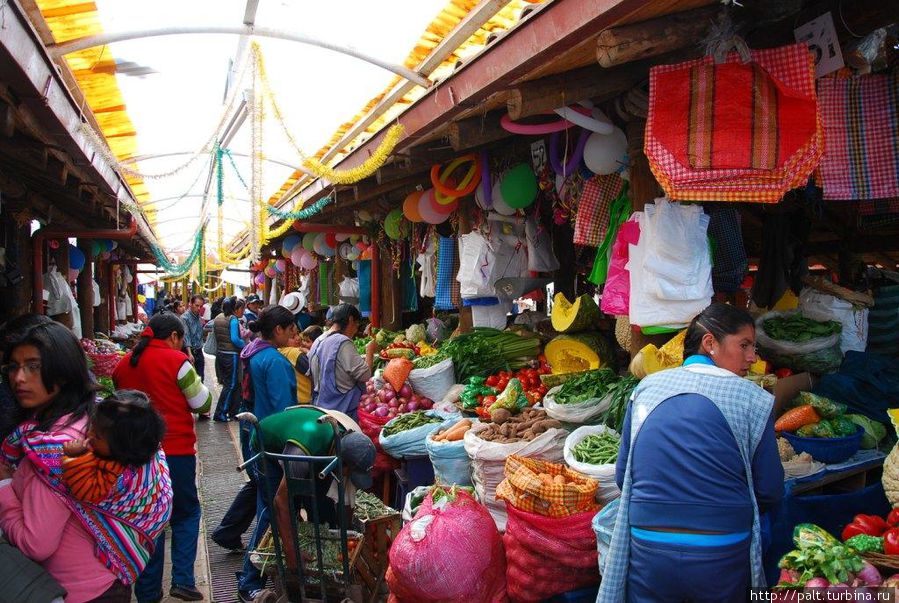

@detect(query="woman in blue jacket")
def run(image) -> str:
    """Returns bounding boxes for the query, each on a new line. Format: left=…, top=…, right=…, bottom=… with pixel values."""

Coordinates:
left=234, top=305, right=298, bottom=601
left=599, top=303, right=783, bottom=603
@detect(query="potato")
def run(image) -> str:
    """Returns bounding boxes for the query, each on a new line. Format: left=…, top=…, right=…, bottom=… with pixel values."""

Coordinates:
left=491, top=408, right=512, bottom=425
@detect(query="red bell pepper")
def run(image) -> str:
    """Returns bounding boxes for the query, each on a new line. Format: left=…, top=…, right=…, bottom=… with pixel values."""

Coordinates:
left=887, top=508, right=899, bottom=527
left=842, top=514, right=889, bottom=541
left=884, top=528, right=899, bottom=555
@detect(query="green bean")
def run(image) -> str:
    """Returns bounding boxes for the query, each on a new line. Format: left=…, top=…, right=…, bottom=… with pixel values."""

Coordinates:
left=573, top=433, right=620, bottom=465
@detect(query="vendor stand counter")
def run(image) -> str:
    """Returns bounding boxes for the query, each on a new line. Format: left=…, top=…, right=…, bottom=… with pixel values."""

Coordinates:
left=764, top=449, right=890, bottom=584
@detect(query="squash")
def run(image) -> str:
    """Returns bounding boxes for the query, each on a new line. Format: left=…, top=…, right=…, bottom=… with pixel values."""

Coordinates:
left=545, top=332, right=613, bottom=374
left=628, top=329, right=687, bottom=378
left=551, top=293, right=600, bottom=333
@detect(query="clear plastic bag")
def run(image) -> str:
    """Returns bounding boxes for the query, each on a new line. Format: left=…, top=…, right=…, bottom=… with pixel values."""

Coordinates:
left=542, top=386, right=611, bottom=425
left=408, top=358, right=455, bottom=403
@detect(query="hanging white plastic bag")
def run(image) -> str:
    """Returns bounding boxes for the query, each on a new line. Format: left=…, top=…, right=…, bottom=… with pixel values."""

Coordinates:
left=563, top=425, right=621, bottom=503
left=471, top=302, right=511, bottom=329
left=457, top=232, right=493, bottom=298
left=642, top=198, right=713, bottom=302
left=526, top=217, right=560, bottom=272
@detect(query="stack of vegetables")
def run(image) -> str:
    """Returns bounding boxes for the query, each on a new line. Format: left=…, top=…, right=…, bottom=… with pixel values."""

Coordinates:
left=839, top=510, right=899, bottom=555
left=775, top=392, right=886, bottom=447
left=757, top=311, right=844, bottom=374
left=545, top=293, right=613, bottom=374
left=459, top=360, right=552, bottom=419
left=776, top=524, right=895, bottom=590
left=441, top=328, right=541, bottom=383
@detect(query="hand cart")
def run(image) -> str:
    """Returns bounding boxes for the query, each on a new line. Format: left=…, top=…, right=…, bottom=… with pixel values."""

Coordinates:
left=237, top=411, right=362, bottom=603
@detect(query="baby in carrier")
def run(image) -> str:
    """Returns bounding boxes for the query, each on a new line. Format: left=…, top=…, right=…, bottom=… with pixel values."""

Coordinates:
left=62, top=390, right=166, bottom=503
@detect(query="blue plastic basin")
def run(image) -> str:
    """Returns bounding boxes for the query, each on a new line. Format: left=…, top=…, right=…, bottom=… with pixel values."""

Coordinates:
left=782, top=425, right=863, bottom=465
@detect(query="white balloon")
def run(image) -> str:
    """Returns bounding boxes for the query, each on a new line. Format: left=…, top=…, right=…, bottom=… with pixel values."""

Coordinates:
left=491, top=180, right=517, bottom=216
left=584, top=127, right=628, bottom=175
left=474, top=179, right=489, bottom=210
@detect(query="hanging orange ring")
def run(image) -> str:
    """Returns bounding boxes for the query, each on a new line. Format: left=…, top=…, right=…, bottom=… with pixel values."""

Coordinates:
left=430, top=154, right=481, bottom=203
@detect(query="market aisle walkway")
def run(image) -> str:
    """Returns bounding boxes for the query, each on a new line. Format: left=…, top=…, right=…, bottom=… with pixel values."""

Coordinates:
left=195, top=417, right=250, bottom=603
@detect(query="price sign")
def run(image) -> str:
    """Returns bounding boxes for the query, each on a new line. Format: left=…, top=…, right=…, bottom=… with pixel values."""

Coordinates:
left=530, top=139, right=547, bottom=173
left=794, top=12, right=844, bottom=78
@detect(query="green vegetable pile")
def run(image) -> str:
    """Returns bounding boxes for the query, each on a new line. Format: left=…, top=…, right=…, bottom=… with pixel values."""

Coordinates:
left=572, top=433, right=620, bottom=465
left=353, top=490, right=398, bottom=522
left=844, top=534, right=884, bottom=554
left=555, top=369, right=619, bottom=405
left=353, top=337, right=372, bottom=355
left=601, top=375, right=640, bottom=433
left=382, top=411, right=443, bottom=437
left=787, top=393, right=886, bottom=445
left=778, top=524, right=862, bottom=586
left=96, top=376, right=115, bottom=397
left=763, top=314, right=841, bottom=343
left=441, top=328, right=540, bottom=382
left=412, top=351, right=449, bottom=369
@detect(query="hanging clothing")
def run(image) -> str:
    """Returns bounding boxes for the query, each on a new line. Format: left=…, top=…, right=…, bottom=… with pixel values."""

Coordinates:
left=435, top=236, right=456, bottom=311
left=588, top=183, right=631, bottom=286
left=751, top=202, right=810, bottom=309
left=417, top=237, right=436, bottom=298
left=706, top=205, right=749, bottom=293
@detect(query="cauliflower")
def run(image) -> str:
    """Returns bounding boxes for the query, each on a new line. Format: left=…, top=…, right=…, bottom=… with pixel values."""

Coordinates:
left=777, top=438, right=796, bottom=462
left=405, top=324, right=427, bottom=344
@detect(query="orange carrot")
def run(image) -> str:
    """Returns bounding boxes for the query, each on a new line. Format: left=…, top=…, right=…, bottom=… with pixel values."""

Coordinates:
left=775, top=404, right=821, bottom=432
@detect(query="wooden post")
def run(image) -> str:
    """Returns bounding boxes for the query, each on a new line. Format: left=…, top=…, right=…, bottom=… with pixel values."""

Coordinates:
left=596, top=4, right=720, bottom=68
left=131, top=263, right=139, bottom=321
left=96, top=261, right=109, bottom=334
left=77, top=240, right=94, bottom=337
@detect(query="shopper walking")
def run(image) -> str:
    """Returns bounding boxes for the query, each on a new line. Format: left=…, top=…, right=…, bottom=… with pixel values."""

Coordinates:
left=308, top=304, right=376, bottom=422
left=599, top=303, right=783, bottom=603
left=182, top=295, right=206, bottom=383
left=112, top=314, right=211, bottom=603
left=212, top=296, right=245, bottom=421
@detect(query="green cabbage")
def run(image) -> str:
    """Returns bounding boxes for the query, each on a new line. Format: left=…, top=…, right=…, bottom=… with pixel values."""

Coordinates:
left=847, top=414, right=887, bottom=449
left=405, top=323, right=427, bottom=344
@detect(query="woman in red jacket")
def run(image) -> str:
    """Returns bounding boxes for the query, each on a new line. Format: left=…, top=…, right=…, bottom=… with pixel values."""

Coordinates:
left=113, top=314, right=211, bottom=603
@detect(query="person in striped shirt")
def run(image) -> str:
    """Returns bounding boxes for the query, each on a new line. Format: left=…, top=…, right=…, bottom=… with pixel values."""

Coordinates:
left=113, top=314, right=211, bottom=603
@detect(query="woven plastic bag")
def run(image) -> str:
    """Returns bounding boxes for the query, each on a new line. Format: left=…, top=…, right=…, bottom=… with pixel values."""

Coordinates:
left=383, top=358, right=413, bottom=393
left=387, top=488, right=508, bottom=603
left=503, top=503, right=600, bottom=602
left=563, top=425, right=621, bottom=503
left=358, top=406, right=399, bottom=476
left=463, top=422, right=567, bottom=530
left=379, top=412, right=455, bottom=459
left=426, top=418, right=475, bottom=486
left=799, top=288, right=869, bottom=354
left=542, top=385, right=611, bottom=425
left=408, top=358, right=455, bottom=403
left=495, top=456, right=599, bottom=518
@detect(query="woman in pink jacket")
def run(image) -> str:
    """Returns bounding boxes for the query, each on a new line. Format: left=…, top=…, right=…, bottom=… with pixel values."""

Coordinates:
left=0, top=322, right=172, bottom=603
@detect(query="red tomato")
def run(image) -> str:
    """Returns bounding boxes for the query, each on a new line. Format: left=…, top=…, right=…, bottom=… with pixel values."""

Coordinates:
left=888, top=508, right=899, bottom=527
left=485, top=375, right=499, bottom=388
left=482, top=395, right=497, bottom=407
left=537, top=385, right=548, bottom=396
left=775, top=368, right=794, bottom=378
left=497, top=378, right=509, bottom=391
left=885, top=528, right=899, bottom=555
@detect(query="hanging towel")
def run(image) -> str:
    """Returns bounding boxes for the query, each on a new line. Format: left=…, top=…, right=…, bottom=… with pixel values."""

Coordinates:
left=357, top=260, right=371, bottom=318
left=818, top=74, right=899, bottom=201
left=435, top=236, right=455, bottom=311
left=573, top=174, right=625, bottom=247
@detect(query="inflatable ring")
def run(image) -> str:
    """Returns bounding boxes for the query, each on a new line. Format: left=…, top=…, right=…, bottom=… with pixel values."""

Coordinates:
left=430, top=154, right=480, bottom=202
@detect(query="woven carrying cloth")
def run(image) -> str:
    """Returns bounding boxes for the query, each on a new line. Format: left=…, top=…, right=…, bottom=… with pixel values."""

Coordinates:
left=818, top=74, right=899, bottom=201
left=597, top=365, right=773, bottom=602
left=495, top=455, right=599, bottom=518
left=645, top=43, right=822, bottom=203
left=2, top=420, right=173, bottom=584
left=573, top=174, right=625, bottom=247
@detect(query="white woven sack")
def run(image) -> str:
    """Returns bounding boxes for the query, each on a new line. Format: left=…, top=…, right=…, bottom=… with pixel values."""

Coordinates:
left=463, top=423, right=567, bottom=531
left=408, top=358, right=455, bottom=405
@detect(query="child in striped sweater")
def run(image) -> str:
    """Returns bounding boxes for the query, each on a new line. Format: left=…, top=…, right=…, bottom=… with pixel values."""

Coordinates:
left=61, top=390, right=166, bottom=503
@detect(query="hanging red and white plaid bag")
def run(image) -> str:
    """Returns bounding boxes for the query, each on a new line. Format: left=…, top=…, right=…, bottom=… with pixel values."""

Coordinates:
left=645, top=43, right=822, bottom=203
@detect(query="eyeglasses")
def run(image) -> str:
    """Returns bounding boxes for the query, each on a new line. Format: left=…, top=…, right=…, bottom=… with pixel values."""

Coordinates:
left=1, top=361, right=42, bottom=378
